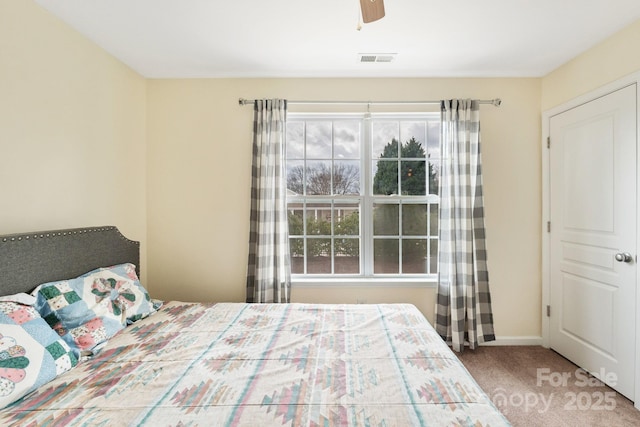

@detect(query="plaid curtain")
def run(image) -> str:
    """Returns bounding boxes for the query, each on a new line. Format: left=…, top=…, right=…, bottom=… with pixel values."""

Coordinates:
left=435, top=99, right=495, bottom=351
left=246, top=99, right=291, bottom=303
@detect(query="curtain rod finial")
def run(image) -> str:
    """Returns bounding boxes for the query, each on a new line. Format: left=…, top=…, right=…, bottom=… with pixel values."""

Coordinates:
left=238, top=98, right=246, bottom=106
left=492, top=98, right=502, bottom=107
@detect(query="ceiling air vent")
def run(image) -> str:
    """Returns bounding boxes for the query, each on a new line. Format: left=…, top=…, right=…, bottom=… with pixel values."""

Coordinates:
left=358, top=53, right=396, bottom=63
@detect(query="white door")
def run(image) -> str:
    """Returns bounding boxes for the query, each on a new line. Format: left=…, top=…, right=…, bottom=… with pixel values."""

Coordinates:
left=549, top=84, right=637, bottom=400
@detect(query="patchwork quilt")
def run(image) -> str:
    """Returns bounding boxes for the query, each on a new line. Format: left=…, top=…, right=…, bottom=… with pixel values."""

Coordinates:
left=0, top=302, right=510, bottom=426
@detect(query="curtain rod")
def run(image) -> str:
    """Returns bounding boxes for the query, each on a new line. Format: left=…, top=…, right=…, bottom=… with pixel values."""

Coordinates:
left=238, top=98, right=502, bottom=107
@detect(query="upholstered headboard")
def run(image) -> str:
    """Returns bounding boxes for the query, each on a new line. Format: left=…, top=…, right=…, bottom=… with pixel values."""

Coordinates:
left=0, top=226, right=140, bottom=296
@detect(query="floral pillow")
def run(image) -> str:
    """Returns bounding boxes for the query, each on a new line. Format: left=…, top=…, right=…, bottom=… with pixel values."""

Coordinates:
left=91, top=263, right=160, bottom=324
left=31, top=263, right=158, bottom=355
left=0, top=298, right=78, bottom=409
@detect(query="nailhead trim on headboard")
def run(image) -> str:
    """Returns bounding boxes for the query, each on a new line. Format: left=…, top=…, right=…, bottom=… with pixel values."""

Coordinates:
left=1, top=226, right=136, bottom=244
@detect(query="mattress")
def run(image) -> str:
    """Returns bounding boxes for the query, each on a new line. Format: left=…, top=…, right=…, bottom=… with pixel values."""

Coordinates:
left=1, top=301, right=509, bottom=426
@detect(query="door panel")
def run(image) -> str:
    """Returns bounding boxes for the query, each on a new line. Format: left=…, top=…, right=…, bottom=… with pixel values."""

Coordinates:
left=549, top=84, right=636, bottom=400
left=561, top=273, right=614, bottom=354
left=561, top=116, right=614, bottom=231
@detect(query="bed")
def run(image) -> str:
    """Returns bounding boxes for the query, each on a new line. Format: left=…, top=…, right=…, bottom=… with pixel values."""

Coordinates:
left=0, top=226, right=510, bottom=426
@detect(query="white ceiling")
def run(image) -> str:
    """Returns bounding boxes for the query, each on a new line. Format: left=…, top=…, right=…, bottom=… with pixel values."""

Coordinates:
left=35, top=0, right=640, bottom=79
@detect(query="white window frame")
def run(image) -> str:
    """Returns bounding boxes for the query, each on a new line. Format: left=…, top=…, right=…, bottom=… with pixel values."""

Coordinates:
left=287, top=112, right=439, bottom=287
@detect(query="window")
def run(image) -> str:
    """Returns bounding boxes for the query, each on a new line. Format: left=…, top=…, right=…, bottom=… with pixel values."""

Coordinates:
left=286, top=113, right=440, bottom=281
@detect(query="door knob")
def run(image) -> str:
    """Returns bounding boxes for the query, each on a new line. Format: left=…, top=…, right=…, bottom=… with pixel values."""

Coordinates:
left=615, top=252, right=633, bottom=263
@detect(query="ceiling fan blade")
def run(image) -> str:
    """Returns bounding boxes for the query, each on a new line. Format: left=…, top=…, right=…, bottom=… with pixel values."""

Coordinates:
left=360, top=0, right=385, bottom=23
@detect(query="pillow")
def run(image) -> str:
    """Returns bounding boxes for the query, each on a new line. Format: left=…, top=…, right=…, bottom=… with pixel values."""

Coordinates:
left=0, top=299, right=78, bottom=409
left=0, top=293, right=35, bottom=305
left=31, top=263, right=157, bottom=354
left=92, top=263, right=159, bottom=324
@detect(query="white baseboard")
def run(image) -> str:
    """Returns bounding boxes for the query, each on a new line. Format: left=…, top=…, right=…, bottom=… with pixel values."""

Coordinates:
left=480, top=336, right=543, bottom=346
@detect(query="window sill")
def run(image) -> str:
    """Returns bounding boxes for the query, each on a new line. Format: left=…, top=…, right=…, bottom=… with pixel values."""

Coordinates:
left=292, top=277, right=437, bottom=288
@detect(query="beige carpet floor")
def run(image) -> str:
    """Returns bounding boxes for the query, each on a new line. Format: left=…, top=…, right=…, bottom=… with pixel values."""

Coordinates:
left=456, top=346, right=640, bottom=427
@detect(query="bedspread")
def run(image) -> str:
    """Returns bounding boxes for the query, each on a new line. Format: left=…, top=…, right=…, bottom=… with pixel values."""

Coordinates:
left=0, top=302, right=509, bottom=426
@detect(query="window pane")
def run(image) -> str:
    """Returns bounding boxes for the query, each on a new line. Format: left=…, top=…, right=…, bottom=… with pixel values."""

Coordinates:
left=308, top=238, right=331, bottom=256
left=290, top=238, right=304, bottom=274
left=429, top=238, right=438, bottom=274
left=334, top=121, right=360, bottom=159
left=401, top=121, right=426, bottom=150
left=287, top=208, right=304, bottom=236
left=428, top=158, right=439, bottom=195
left=373, top=204, right=398, bottom=236
left=401, top=135, right=426, bottom=159
left=286, top=121, right=304, bottom=159
left=427, top=120, right=440, bottom=196
left=334, top=238, right=359, bottom=274
left=427, top=120, right=440, bottom=159
left=402, top=204, right=427, bottom=236
left=305, top=204, right=331, bottom=235
left=429, top=204, right=439, bottom=236
left=306, top=161, right=332, bottom=195
left=306, top=122, right=332, bottom=159
left=372, top=121, right=399, bottom=158
left=308, top=238, right=331, bottom=274
left=334, top=204, right=359, bottom=236
left=401, top=160, right=426, bottom=195
left=372, top=160, right=398, bottom=195
left=374, top=239, right=399, bottom=273
left=402, top=239, right=427, bottom=274
left=286, top=161, right=304, bottom=195
left=333, top=160, right=360, bottom=195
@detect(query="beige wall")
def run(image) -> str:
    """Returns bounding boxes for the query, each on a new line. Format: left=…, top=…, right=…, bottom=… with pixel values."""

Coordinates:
left=147, top=78, right=542, bottom=335
left=146, top=18, right=640, bottom=335
left=0, top=2, right=148, bottom=279
left=542, top=19, right=640, bottom=110
left=5, top=0, right=568, bottom=339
